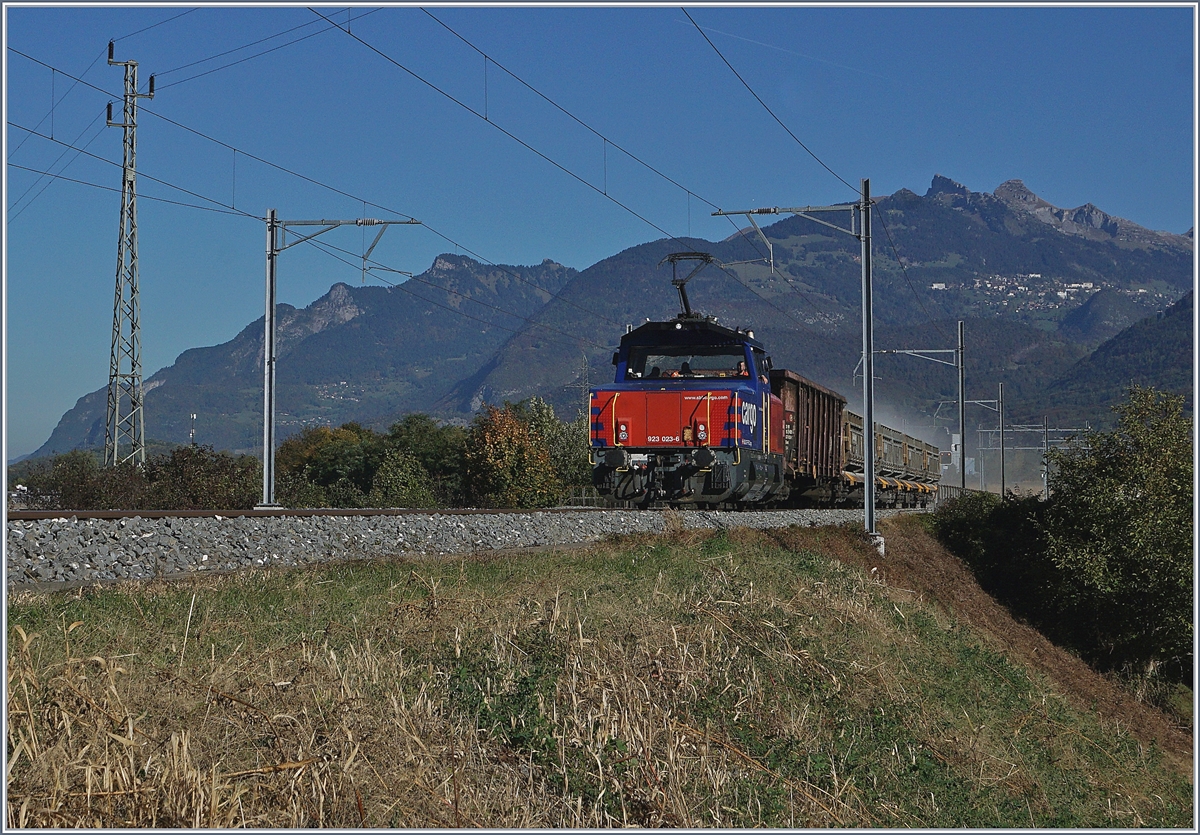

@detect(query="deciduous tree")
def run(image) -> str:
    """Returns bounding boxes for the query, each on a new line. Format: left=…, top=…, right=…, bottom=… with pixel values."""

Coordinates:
left=1044, top=385, right=1193, bottom=679
left=463, top=404, right=560, bottom=508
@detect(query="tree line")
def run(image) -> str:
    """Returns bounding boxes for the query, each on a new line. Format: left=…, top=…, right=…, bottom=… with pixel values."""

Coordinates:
left=11, top=398, right=591, bottom=512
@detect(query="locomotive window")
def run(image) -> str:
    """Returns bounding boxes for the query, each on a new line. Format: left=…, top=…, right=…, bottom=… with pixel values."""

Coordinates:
left=625, top=345, right=749, bottom=379
left=751, top=348, right=772, bottom=378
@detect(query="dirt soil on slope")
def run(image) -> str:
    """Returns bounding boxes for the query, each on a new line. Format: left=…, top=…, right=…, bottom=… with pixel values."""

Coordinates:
left=766, top=516, right=1194, bottom=781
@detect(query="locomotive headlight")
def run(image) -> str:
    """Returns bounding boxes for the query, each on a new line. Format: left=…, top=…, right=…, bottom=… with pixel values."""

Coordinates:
left=618, top=423, right=628, bottom=441
left=697, top=423, right=707, bottom=441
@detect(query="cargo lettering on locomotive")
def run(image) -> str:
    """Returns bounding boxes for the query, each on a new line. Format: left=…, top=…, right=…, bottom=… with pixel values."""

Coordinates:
left=589, top=252, right=940, bottom=509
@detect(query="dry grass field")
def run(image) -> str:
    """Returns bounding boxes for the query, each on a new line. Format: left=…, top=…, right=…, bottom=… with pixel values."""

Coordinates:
left=6, top=516, right=1193, bottom=827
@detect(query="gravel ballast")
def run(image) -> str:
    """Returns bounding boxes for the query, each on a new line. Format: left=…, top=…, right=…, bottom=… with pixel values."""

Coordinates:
left=6, top=508, right=904, bottom=589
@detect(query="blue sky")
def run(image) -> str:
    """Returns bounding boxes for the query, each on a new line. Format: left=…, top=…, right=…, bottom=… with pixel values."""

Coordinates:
left=4, top=3, right=1195, bottom=458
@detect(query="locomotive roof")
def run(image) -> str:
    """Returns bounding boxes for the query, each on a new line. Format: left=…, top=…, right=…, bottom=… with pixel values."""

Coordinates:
left=621, top=316, right=765, bottom=349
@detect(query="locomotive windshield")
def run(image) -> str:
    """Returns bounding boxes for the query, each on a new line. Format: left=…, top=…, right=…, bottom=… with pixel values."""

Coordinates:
left=625, top=344, right=749, bottom=380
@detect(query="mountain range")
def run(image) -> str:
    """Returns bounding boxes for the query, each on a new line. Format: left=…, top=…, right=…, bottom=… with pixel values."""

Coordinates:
left=31, top=175, right=1193, bottom=459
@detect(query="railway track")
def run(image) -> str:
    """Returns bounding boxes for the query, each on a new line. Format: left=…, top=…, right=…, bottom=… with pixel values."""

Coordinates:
left=5, top=505, right=623, bottom=520
left=6, top=506, right=909, bottom=593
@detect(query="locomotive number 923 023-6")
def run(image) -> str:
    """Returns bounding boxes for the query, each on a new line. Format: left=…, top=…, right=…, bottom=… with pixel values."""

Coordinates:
left=645, top=435, right=680, bottom=443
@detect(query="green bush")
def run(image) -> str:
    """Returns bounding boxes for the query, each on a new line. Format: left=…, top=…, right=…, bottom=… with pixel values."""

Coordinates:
left=276, top=417, right=465, bottom=508
left=15, top=446, right=260, bottom=511
left=385, top=414, right=467, bottom=506
left=143, top=445, right=260, bottom=510
left=368, top=449, right=437, bottom=509
left=931, top=386, right=1193, bottom=686
left=276, top=470, right=328, bottom=509
left=1043, top=386, right=1193, bottom=680
left=928, top=490, right=1003, bottom=568
left=512, top=397, right=592, bottom=491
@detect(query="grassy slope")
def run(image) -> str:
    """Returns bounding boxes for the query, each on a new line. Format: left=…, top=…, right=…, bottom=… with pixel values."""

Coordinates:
left=5, top=518, right=1192, bottom=827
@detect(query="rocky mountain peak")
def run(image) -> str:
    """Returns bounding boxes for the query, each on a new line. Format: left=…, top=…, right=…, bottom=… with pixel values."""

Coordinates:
left=925, top=174, right=969, bottom=198
left=304, top=282, right=362, bottom=328
left=992, top=180, right=1190, bottom=251
left=993, top=179, right=1049, bottom=210
left=431, top=253, right=471, bottom=274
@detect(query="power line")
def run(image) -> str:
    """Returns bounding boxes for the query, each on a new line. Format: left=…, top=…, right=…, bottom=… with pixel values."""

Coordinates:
left=420, top=8, right=763, bottom=253
left=112, top=8, right=198, bottom=44
left=872, top=206, right=950, bottom=342
left=311, top=8, right=692, bottom=248
left=152, top=12, right=327, bottom=77
left=8, top=163, right=247, bottom=215
left=309, top=8, right=827, bottom=338
left=681, top=7, right=858, bottom=198
left=8, top=9, right=198, bottom=160
left=7, top=54, right=108, bottom=160
left=11, top=38, right=826, bottom=344
left=8, top=121, right=256, bottom=218
left=9, top=43, right=824, bottom=338
left=7, top=47, right=637, bottom=337
left=8, top=107, right=108, bottom=220
left=9, top=121, right=617, bottom=353
left=156, top=10, right=384, bottom=90
left=419, top=8, right=837, bottom=324
left=681, top=8, right=940, bottom=335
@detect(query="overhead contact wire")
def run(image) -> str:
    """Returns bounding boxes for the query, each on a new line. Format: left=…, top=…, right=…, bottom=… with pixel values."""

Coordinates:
left=156, top=10, right=385, bottom=90
left=7, top=48, right=632, bottom=338
left=682, top=7, right=858, bottom=198
left=310, top=8, right=824, bottom=337
left=421, top=9, right=811, bottom=309
left=873, top=207, right=950, bottom=341
left=420, top=8, right=760, bottom=248
left=9, top=8, right=197, bottom=161
left=12, top=35, right=819, bottom=342
left=8, top=163, right=246, bottom=215
left=9, top=43, right=795, bottom=336
left=682, top=9, right=945, bottom=336
left=418, top=10, right=839, bottom=330
left=8, top=108, right=108, bottom=220
left=9, top=122, right=258, bottom=217
left=10, top=122, right=611, bottom=354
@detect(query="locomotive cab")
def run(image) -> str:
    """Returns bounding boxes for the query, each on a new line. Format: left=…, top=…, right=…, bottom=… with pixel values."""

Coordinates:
left=590, top=316, right=787, bottom=507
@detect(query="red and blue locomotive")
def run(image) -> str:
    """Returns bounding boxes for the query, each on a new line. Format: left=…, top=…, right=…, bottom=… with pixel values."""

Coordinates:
left=589, top=253, right=940, bottom=508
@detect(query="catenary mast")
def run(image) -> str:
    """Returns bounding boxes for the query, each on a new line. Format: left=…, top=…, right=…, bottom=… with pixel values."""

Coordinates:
left=104, top=43, right=154, bottom=467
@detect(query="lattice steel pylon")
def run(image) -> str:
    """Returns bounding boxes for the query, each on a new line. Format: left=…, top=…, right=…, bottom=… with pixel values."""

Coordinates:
left=104, top=43, right=154, bottom=467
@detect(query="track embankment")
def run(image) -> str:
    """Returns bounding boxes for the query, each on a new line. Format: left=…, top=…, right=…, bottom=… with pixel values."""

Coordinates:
left=6, top=507, right=901, bottom=590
